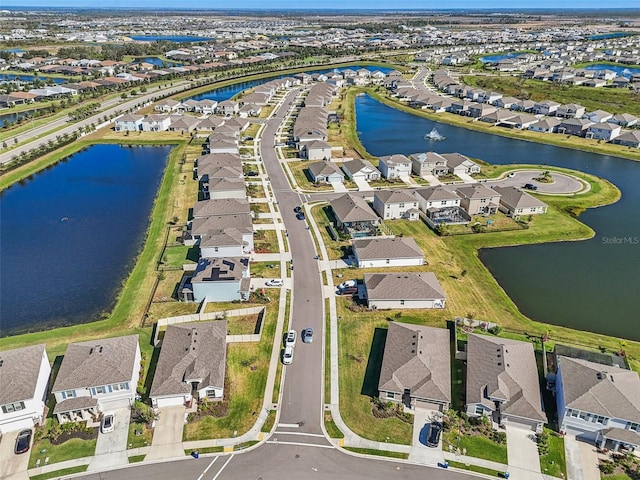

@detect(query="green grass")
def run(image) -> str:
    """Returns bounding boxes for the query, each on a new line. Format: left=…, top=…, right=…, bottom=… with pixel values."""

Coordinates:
left=234, top=440, right=259, bottom=450
left=161, top=245, right=198, bottom=269
left=448, top=460, right=503, bottom=477
left=127, top=422, right=153, bottom=449
left=324, top=412, right=344, bottom=439
left=28, top=438, right=97, bottom=468
left=602, top=474, right=634, bottom=480
left=343, top=447, right=409, bottom=459
left=261, top=410, right=277, bottom=433
left=128, top=455, right=146, bottom=463
left=184, top=446, right=224, bottom=455
left=251, top=261, right=282, bottom=278
left=29, top=466, right=89, bottom=480
left=443, top=430, right=508, bottom=465
left=539, top=429, right=567, bottom=478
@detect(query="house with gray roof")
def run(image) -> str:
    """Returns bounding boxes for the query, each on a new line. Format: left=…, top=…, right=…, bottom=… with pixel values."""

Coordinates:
left=441, top=153, right=481, bottom=175
left=465, top=334, right=547, bottom=432
left=205, top=177, right=246, bottom=200
left=372, top=189, right=420, bottom=221
left=556, top=356, right=640, bottom=451
left=456, top=184, right=501, bottom=215
left=52, top=335, right=141, bottom=424
left=180, top=257, right=250, bottom=303
left=352, top=236, right=424, bottom=268
left=612, top=130, right=640, bottom=149
left=341, top=159, right=381, bottom=181
left=378, top=323, right=451, bottom=411
left=492, top=186, right=548, bottom=216
left=413, top=186, right=469, bottom=227
left=0, top=344, right=50, bottom=433
left=377, top=154, right=412, bottom=179
left=409, top=152, right=448, bottom=177
left=363, top=272, right=446, bottom=310
left=307, top=161, right=344, bottom=184
left=189, top=214, right=253, bottom=255
left=558, top=118, right=594, bottom=137
left=528, top=118, right=562, bottom=134
left=301, top=140, right=332, bottom=161
left=114, top=114, right=144, bottom=132
left=329, top=194, right=379, bottom=238
left=191, top=198, right=251, bottom=219
left=150, top=321, right=227, bottom=408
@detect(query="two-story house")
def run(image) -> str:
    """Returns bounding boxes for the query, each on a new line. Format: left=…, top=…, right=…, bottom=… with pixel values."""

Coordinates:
left=456, top=184, right=501, bottom=215
left=377, top=154, right=412, bottom=179
left=409, top=152, right=448, bottom=177
left=372, top=189, right=420, bottom=221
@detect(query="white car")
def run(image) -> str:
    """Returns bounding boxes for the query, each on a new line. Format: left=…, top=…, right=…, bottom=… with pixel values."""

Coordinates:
left=337, top=280, right=357, bottom=290
left=284, top=329, right=297, bottom=348
left=282, top=346, right=294, bottom=365
left=101, top=412, right=115, bottom=434
left=265, top=279, right=284, bottom=287
left=507, top=172, right=516, bottom=178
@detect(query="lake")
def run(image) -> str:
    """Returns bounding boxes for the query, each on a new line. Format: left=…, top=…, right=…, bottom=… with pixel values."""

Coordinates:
left=355, top=94, right=640, bottom=340
left=129, top=35, right=212, bottom=42
left=0, top=109, right=38, bottom=128
left=135, top=56, right=182, bottom=67
left=0, top=74, right=67, bottom=84
left=0, top=144, right=171, bottom=336
left=582, top=64, right=640, bottom=78
left=588, top=33, right=633, bottom=40
left=480, top=52, right=527, bottom=63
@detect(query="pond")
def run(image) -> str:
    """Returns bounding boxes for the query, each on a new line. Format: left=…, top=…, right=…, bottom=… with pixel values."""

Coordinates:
left=0, top=73, right=67, bottom=84
left=355, top=94, right=640, bottom=340
left=582, top=64, right=640, bottom=78
left=0, top=144, right=172, bottom=335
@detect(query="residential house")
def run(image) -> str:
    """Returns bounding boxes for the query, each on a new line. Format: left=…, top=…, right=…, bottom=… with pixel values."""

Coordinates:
left=511, top=99, right=536, bottom=112
left=140, top=114, right=172, bottom=132
left=169, top=115, right=200, bottom=133
left=612, top=130, right=640, bottom=148
left=180, top=257, right=250, bottom=303
left=150, top=321, right=227, bottom=408
left=329, top=194, right=379, bottom=238
left=584, top=109, right=613, bottom=123
left=341, top=159, right=381, bottom=181
left=558, top=118, right=594, bottom=137
left=556, top=103, right=586, bottom=119
left=409, top=152, right=448, bottom=177
left=456, top=184, right=501, bottom=215
left=413, top=185, right=461, bottom=211
left=191, top=198, right=250, bottom=219
left=378, top=323, right=451, bottom=411
left=0, top=345, right=51, bottom=433
left=556, top=356, right=640, bottom=451
left=301, top=140, right=332, bottom=161
left=205, top=177, right=246, bottom=200
left=352, top=237, right=425, bottom=268
left=532, top=100, right=561, bottom=116
left=372, top=189, right=420, bottom=221
left=216, top=100, right=239, bottom=116
left=189, top=214, right=253, bottom=252
left=492, top=96, right=520, bottom=109
left=586, top=122, right=622, bottom=141
left=154, top=99, right=181, bottom=113
left=52, top=335, right=141, bottom=424
left=377, top=154, right=412, bottom=179
left=307, top=161, right=344, bottom=184
left=114, top=114, right=144, bottom=132
left=609, top=113, right=639, bottom=128
left=465, top=334, right=547, bottom=432
left=363, top=272, right=446, bottom=310
left=441, top=153, right=481, bottom=175
left=468, top=104, right=497, bottom=119
left=528, top=118, right=562, bottom=133
left=492, top=186, right=548, bottom=216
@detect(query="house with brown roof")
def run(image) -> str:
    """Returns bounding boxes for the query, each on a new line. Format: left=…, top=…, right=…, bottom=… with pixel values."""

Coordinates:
left=150, top=321, right=227, bottom=408
left=377, top=154, right=412, bottom=179
left=352, top=236, right=424, bottom=268
left=378, top=323, right=451, bottom=411
left=456, top=184, right=501, bottom=215
left=492, top=186, right=548, bottom=216
left=0, top=344, right=51, bottom=433
left=465, top=334, right=547, bottom=432
left=52, top=335, right=141, bottom=424
left=372, top=189, right=420, bottom=221
left=556, top=356, right=640, bottom=450
left=329, top=194, right=379, bottom=238
left=363, top=272, right=446, bottom=310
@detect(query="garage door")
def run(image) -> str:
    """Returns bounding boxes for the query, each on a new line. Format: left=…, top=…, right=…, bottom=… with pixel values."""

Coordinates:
left=155, top=396, right=187, bottom=408
left=415, top=400, right=444, bottom=412
left=0, top=418, right=34, bottom=434
left=505, top=416, right=538, bottom=431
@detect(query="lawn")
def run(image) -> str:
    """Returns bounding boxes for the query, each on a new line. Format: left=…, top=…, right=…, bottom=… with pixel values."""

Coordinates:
left=261, top=410, right=277, bottom=433
left=30, top=466, right=89, bottom=480
left=127, top=422, right=153, bottom=449
left=310, top=204, right=352, bottom=260
left=442, top=430, right=508, bottom=464
left=343, top=447, right=409, bottom=460
left=447, top=460, right=502, bottom=477
left=250, top=261, right=283, bottom=278
left=29, top=437, right=97, bottom=468
left=324, top=412, right=344, bottom=439
left=287, top=161, right=335, bottom=191
left=182, top=301, right=278, bottom=440
left=539, top=429, right=567, bottom=478
left=160, top=245, right=199, bottom=269
left=254, top=229, right=280, bottom=254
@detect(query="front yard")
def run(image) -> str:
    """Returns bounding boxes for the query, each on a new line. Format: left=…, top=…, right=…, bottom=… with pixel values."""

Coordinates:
left=29, top=420, right=98, bottom=468
left=441, top=412, right=508, bottom=465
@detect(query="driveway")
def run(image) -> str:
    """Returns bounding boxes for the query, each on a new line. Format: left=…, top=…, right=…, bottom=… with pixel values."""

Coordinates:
left=353, top=177, right=372, bottom=192
left=456, top=172, right=477, bottom=184
left=564, top=435, right=601, bottom=480
left=422, top=174, right=442, bottom=186
left=145, top=406, right=186, bottom=461
left=0, top=429, right=31, bottom=480
left=408, top=407, right=445, bottom=465
left=87, top=406, right=131, bottom=471
left=505, top=425, right=543, bottom=480
left=487, top=171, right=584, bottom=194
left=329, top=180, right=348, bottom=192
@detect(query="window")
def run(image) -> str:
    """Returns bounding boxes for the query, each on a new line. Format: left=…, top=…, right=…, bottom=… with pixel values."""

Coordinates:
left=399, top=203, right=405, bottom=209
left=565, top=409, right=573, bottom=417
left=627, top=422, right=640, bottom=432
left=61, top=390, right=75, bottom=399
left=400, top=300, right=405, bottom=306
left=386, top=259, right=390, bottom=264
left=206, top=389, right=219, bottom=398
left=2, top=401, right=25, bottom=413
left=569, top=409, right=580, bottom=418
left=120, top=383, right=129, bottom=390
left=441, top=201, right=447, bottom=206
left=480, top=198, right=487, bottom=203
left=475, top=405, right=484, bottom=415
left=579, top=411, right=588, bottom=420
left=386, top=391, right=395, bottom=400
left=593, top=415, right=607, bottom=424
left=94, top=386, right=106, bottom=395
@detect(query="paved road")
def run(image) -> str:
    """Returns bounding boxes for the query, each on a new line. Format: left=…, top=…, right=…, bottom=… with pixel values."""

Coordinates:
left=0, top=80, right=194, bottom=165
left=81, top=443, right=475, bottom=480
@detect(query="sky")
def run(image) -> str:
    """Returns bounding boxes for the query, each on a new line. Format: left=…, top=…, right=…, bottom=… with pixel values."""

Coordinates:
left=4, top=1, right=639, bottom=9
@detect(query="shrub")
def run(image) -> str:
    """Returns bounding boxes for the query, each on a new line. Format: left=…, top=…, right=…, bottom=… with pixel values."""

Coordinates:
left=488, top=325, right=502, bottom=335
left=599, top=460, right=616, bottom=475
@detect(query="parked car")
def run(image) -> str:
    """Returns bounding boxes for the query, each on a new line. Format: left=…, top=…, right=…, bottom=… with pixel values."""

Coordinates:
left=101, top=412, right=115, bottom=434
left=293, top=205, right=302, bottom=213
left=246, top=171, right=259, bottom=177
left=282, top=346, right=294, bottom=365
left=296, top=212, right=305, bottom=220
left=426, top=421, right=442, bottom=448
left=14, top=429, right=32, bottom=455
left=337, top=280, right=357, bottom=290
left=524, top=183, right=538, bottom=191
left=338, top=287, right=358, bottom=296
left=265, top=279, right=284, bottom=287
left=302, top=328, right=314, bottom=343
left=284, top=329, right=297, bottom=348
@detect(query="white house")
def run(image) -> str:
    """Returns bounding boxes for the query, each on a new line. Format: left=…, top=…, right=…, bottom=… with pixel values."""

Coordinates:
left=413, top=185, right=461, bottom=212
left=114, top=114, right=144, bottom=132
left=372, top=189, right=420, bottom=220
left=556, top=355, right=640, bottom=451
left=189, top=214, right=253, bottom=254
left=307, top=161, right=344, bottom=184
left=52, top=335, right=141, bottom=424
left=140, top=114, right=172, bottom=132
left=586, top=123, right=622, bottom=141
left=216, top=100, right=239, bottom=116
left=441, top=153, right=481, bottom=175
left=492, top=186, right=548, bottom=216
left=0, top=344, right=51, bottom=433
left=181, top=257, right=250, bottom=303
left=352, top=237, right=425, bottom=268
left=363, top=272, right=446, bottom=310
left=301, top=140, right=332, bottom=161
left=341, top=159, right=381, bottom=181
left=377, top=154, right=412, bottom=179
left=150, top=321, right=227, bottom=408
